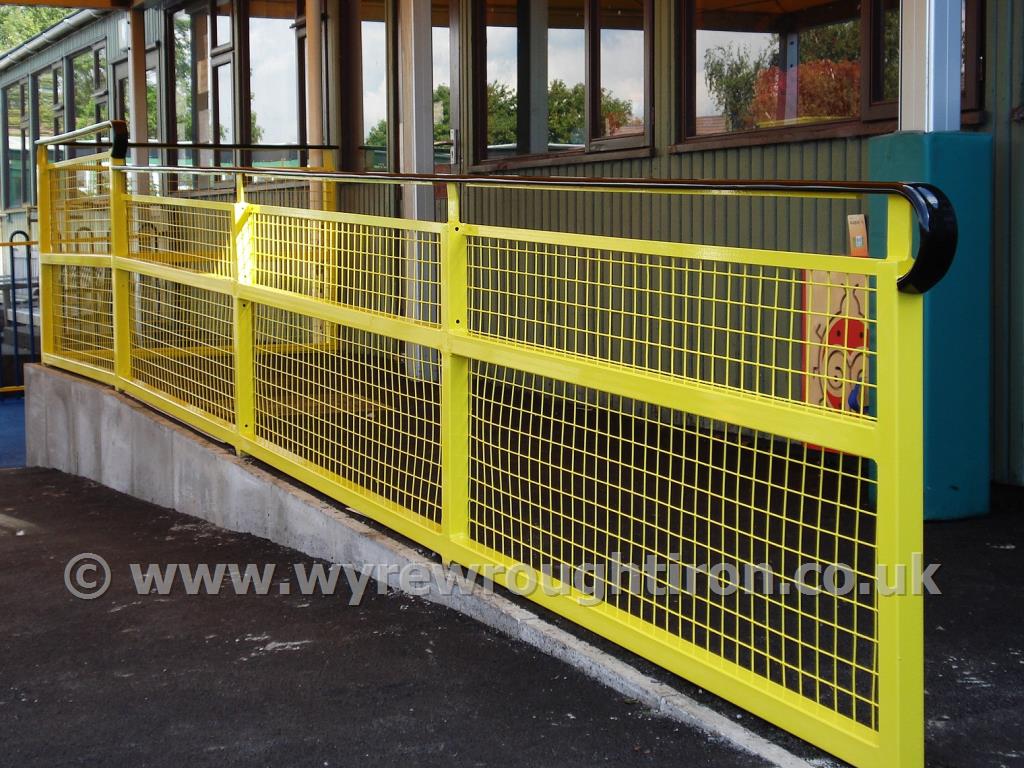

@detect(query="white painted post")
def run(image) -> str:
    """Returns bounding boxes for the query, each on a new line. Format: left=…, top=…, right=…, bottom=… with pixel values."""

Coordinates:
left=398, top=0, right=438, bottom=378
left=899, top=0, right=962, bottom=132
left=306, top=0, right=325, bottom=208
left=127, top=8, right=148, bottom=191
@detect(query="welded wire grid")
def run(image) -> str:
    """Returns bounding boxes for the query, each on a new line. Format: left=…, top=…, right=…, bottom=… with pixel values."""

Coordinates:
left=252, top=304, right=442, bottom=526
left=127, top=275, right=235, bottom=424
left=250, top=211, right=441, bottom=325
left=244, top=178, right=312, bottom=209
left=48, top=163, right=112, bottom=255
left=468, top=238, right=876, bottom=418
left=128, top=199, right=234, bottom=276
left=50, top=265, right=114, bottom=371
left=469, top=362, right=878, bottom=727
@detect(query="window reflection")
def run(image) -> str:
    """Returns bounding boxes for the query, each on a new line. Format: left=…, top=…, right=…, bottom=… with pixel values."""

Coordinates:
left=483, top=1, right=517, bottom=157
left=432, top=0, right=452, bottom=169
left=215, top=63, right=233, bottom=144
left=693, top=0, right=860, bottom=135
left=249, top=1, right=300, bottom=149
left=548, top=0, right=585, bottom=149
left=72, top=50, right=94, bottom=129
left=598, top=0, right=644, bottom=137
left=361, top=1, right=388, bottom=169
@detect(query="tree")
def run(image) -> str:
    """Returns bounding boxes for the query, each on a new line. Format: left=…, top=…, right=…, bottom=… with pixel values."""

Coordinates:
left=365, top=118, right=387, bottom=147
left=432, top=83, right=451, bottom=143
left=173, top=15, right=193, bottom=141
left=486, top=80, right=517, bottom=146
left=750, top=59, right=860, bottom=124
left=546, top=80, right=633, bottom=143
left=798, top=20, right=860, bottom=64
left=703, top=42, right=776, bottom=131
left=0, top=6, right=70, bottom=54
left=365, top=80, right=635, bottom=150
left=546, top=79, right=585, bottom=144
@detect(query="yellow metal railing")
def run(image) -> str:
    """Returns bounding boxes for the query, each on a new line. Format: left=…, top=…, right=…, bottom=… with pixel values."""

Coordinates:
left=36, top=122, right=958, bottom=768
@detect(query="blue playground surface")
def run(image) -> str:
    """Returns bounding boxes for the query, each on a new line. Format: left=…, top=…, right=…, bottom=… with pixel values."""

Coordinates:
left=0, top=396, right=26, bottom=467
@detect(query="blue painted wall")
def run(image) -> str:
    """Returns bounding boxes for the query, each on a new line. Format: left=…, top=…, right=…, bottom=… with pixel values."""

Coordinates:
left=869, top=132, right=993, bottom=519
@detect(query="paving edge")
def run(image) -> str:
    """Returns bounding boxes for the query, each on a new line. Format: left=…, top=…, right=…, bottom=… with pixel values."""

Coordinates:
left=25, top=364, right=816, bottom=768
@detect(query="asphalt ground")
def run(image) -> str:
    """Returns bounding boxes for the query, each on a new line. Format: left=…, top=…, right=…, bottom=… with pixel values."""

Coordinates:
left=0, top=467, right=769, bottom=768
left=0, top=466, right=1021, bottom=767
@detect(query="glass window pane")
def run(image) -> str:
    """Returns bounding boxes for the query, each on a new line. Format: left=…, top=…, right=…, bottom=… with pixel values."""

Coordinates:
left=5, top=85, right=25, bottom=208
left=548, top=0, right=585, bottom=149
left=73, top=51, right=94, bottom=129
left=361, top=2, right=389, bottom=169
left=693, top=0, right=859, bottom=136
left=214, top=0, right=232, bottom=46
left=879, top=0, right=899, bottom=101
left=96, top=47, right=107, bottom=92
left=117, top=75, right=129, bottom=123
left=598, top=0, right=645, bottom=138
left=37, top=71, right=56, bottom=140
left=432, top=0, right=451, bottom=168
left=173, top=11, right=194, bottom=143
left=215, top=64, right=233, bottom=144
left=249, top=1, right=300, bottom=148
left=484, top=1, right=517, bottom=158
left=146, top=67, right=159, bottom=140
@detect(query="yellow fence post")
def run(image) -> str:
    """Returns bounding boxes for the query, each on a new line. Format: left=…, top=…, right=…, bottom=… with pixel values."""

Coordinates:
left=440, top=182, right=470, bottom=561
left=109, top=157, right=131, bottom=388
left=874, top=195, right=925, bottom=768
left=233, top=175, right=256, bottom=452
left=36, top=145, right=55, bottom=357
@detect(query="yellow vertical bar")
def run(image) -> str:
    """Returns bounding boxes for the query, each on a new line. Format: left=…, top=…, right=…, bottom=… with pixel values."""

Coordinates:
left=36, top=145, right=55, bottom=356
left=321, top=150, right=337, bottom=212
left=233, top=179, right=255, bottom=448
left=874, top=195, right=924, bottom=768
left=440, top=182, right=470, bottom=559
left=109, top=157, right=131, bottom=387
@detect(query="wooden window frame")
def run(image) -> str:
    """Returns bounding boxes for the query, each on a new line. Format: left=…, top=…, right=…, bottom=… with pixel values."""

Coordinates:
left=472, top=0, right=653, bottom=169
left=674, top=0, right=987, bottom=153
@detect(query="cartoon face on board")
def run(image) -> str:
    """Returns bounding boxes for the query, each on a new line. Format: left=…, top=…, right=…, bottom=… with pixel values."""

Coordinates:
left=805, top=271, right=869, bottom=415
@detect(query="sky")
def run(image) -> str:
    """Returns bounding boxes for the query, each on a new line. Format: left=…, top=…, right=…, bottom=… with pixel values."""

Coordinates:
left=361, top=22, right=451, bottom=139
left=249, top=17, right=300, bottom=144
left=483, top=25, right=645, bottom=118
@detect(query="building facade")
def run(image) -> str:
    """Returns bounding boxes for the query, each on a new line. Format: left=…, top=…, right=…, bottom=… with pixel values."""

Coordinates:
left=0, top=0, right=1019, bottom=491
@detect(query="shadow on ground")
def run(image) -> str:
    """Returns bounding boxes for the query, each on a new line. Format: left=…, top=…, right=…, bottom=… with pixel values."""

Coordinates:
left=0, top=467, right=769, bottom=768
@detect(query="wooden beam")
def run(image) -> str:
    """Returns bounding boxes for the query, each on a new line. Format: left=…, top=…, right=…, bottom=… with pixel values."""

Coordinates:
left=9, top=0, right=129, bottom=8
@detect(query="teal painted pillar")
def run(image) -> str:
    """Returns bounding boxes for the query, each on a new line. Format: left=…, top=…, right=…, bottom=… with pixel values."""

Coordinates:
left=869, top=132, right=993, bottom=519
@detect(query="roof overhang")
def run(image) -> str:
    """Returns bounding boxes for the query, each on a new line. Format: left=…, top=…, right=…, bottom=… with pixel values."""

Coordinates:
left=8, top=0, right=130, bottom=8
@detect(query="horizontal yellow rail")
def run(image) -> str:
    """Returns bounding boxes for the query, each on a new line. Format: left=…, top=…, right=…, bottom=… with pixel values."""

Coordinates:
left=36, top=136, right=942, bottom=768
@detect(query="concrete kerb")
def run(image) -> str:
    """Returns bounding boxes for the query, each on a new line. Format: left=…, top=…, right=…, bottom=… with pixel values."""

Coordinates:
left=25, top=364, right=817, bottom=768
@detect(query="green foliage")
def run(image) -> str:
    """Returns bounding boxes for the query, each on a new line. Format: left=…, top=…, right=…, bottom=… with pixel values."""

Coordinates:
left=364, top=79, right=635, bottom=150
left=0, top=6, right=70, bottom=54
left=546, top=79, right=584, bottom=144
left=798, top=20, right=860, bottom=64
left=173, top=15, right=194, bottom=140
left=486, top=80, right=517, bottom=146
left=432, top=83, right=451, bottom=143
left=703, top=42, right=776, bottom=131
left=72, top=52, right=93, bottom=130
left=366, top=117, right=388, bottom=147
